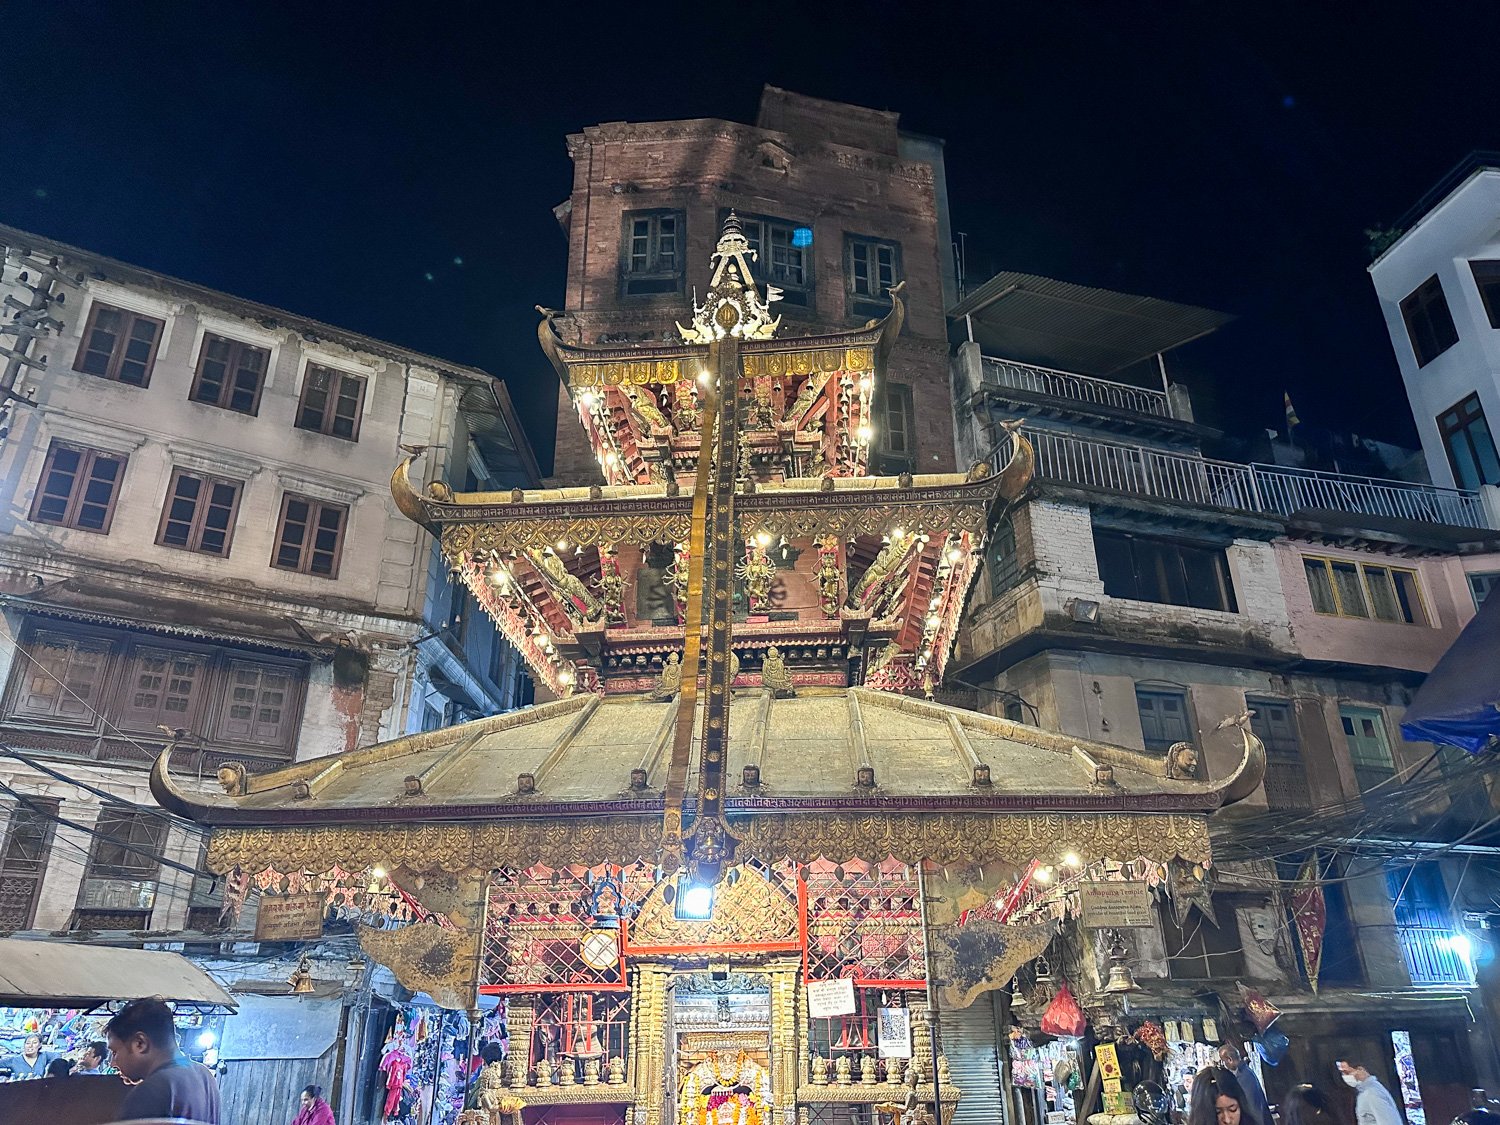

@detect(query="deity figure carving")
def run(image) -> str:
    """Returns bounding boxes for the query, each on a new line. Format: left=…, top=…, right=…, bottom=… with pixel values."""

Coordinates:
left=534, top=1058, right=553, bottom=1086
left=529, top=548, right=603, bottom=623
left=626, top=385, right=670, bottom=431
left=647, top=652, right=682, bottom=702
left=608, top=1056, right=626, bottom=1085
left=678, top=1049, right=772, bottom=1125
left=851, top=534, right=915, bottom=615
left=835, top=1055, right=853, bottom=1085
left=784, top=371, right=831, bottom=427
left=476, top=1061, right=508, bottom=1114
left=861, top=1056, right=878, bottom=1085
left=815, top=537, right=842, bottom=616
left=582, top=1057, right=601, bottom=1086
left=737, top=541, right=775, bottom=612
left=810, top=1055, right=828, bottom=1085
left=760, top=646, right=795, bottom=698
left=598, top=547, right=625, bottom=625
left=1166, top=742, right=1200, bottom=780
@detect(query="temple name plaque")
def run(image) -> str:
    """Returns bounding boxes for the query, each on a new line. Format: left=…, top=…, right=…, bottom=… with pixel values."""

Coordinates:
left=1079, top=881, right=1152, bottom=929
left=254, top=892, right=325, bottom=941
left=807, top=977, right=857, bottom=1018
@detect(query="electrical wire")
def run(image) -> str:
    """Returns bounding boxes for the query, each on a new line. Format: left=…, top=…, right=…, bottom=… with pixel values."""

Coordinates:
left=0, top=780, right=203, bottom=877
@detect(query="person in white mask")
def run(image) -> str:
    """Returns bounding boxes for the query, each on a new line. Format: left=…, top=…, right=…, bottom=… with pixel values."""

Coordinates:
left=1336, top=1060, right=1404, bottom=1125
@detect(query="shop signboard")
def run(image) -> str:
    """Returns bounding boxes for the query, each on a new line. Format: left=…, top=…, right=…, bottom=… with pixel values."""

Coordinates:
left=254, top=892, right=325, bottom=941
left=1080, top=881, right=1152, bottom=929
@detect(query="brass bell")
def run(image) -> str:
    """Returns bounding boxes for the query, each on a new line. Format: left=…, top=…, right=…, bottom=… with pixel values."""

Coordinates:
left=1102, top=936, right=1139, bottom=994
left=1033, top=954, right=1053, bottom=984
left=288, top=955, right=316, bottom=995
left=1008, top=981, right=1030, bottom=1014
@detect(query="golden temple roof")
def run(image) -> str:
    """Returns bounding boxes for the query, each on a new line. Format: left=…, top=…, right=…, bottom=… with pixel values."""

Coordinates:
left=153, top=686, right=1264, bottom=826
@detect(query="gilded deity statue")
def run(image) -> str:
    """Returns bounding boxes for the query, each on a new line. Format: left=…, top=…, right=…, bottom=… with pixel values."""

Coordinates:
left=529, top=548, right=603, bottom=623
left=760, top=646, right=795, bottom=698
left=647, top=652, right=682, bottom=702
left=678, top=1050, right=772, bottom=1125
left=626, top=385, right=671, bottom=431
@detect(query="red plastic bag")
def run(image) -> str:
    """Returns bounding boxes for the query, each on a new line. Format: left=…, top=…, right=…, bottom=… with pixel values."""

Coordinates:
left=1039, top=982, right=1086, bottom=1037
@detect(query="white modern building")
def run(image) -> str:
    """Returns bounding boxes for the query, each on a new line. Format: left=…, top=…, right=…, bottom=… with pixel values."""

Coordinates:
left=1369, top=159, right=1500, bottom=505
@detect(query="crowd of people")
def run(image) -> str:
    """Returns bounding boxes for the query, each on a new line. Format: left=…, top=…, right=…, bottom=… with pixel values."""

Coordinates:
left=0, top=997, right=335, bottom=1125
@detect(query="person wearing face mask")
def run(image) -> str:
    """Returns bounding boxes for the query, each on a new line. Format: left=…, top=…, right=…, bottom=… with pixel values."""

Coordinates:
left=1336, top=1061, right=1403, bottom=1125
left=1218, top=1045, right=1272, bottom=1125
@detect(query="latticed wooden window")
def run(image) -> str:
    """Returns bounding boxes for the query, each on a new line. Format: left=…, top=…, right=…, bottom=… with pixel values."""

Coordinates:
left=216, top=660, right=295, bottom=747
left=116, top=647, right=207, bottom=734
left=0, top=801, right=57, bottom=930
left=76, top=806, right=167, bottom=928
left=622, top=210, right=684, bottom=296
left=4, top=631, right=112, bottom=725
left=1248, top=698, right=1312, bottom=809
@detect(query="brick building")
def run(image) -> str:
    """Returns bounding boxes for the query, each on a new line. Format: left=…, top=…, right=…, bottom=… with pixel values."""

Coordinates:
left=0, top=223, right=536, bottom=935
left=549, top=86, right=957, bottom=483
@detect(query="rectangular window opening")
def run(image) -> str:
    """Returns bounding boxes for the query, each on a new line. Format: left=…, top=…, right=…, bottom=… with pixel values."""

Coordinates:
left=1400, top=275, right=1459, bottom=367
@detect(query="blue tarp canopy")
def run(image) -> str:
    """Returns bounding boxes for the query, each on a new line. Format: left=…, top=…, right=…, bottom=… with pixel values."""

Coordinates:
left=1402, top=590, right=1500, bottom=753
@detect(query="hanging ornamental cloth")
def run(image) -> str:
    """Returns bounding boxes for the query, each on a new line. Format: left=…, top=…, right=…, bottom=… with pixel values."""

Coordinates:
left=1289, top=852, right=1327, bottom=993
left=1236, top=982, right=1282, bottom=1033
left=1169, top=859, right=1216, bottom=928
left=928, top=916, right=1057, bottom=1011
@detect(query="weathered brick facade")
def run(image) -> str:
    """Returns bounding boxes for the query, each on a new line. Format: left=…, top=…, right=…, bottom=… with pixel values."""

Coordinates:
left=551, top=87, right=956, bottom=483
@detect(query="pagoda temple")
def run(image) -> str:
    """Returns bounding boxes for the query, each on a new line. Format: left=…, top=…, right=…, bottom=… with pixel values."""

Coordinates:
left=154, top=218, right=1265, bottom=1125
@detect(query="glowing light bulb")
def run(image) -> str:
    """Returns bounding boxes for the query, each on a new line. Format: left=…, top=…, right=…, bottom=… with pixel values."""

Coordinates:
left=580, top=392, right=596, bottom=408
left=196, top=1030, right=216, bottom=1050
left=755, top=530, right=772, bottom=548
left=698, top=370, right=711, bottom=385
left=605, top=451, right=618, bottom=466
left=371, top=867, right=387, bottom=879
left=927, top=614, right=941, bottom=629
left=1034, top=867, right=1052, bottom=884
left=559, top=669, right=574, bottom=686
left=1063, top=852, right=1081, bottom=868
left=557, top=538, right=569, bottom=550
left=857, top=425, right=873, bottom=444
left=947, top=548, right=963, bottom=564
left=892, top=527, right=905, bottom=540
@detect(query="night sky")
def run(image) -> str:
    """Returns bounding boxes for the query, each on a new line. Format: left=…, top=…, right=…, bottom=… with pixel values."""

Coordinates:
left=6, top=2, right=1498, bottom=473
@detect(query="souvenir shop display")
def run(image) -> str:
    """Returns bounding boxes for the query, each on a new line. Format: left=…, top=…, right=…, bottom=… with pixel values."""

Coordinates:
left=378, top=1001, right=508, bottom=1125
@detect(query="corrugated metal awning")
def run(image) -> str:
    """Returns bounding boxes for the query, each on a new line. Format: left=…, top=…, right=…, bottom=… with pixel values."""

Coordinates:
left=0, top=939, right=238, bottom=1008
left=951, top=271, right=1233, bottom=375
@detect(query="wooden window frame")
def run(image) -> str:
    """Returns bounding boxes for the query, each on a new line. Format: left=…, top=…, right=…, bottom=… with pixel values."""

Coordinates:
left=620, top=209, right=686, bottom=298
left=155, top=469, right=243, bottom=557
left=72, top=301, right=166, bottom=386
left=1468, top=571, right=1500, bottom=609
left=117, top=644, right=211, bottom=735
left=1095, top=529, right=1238, bottom=613
left=295, top=363, right=367, bottom=441
left=0, top=799, right=59, bottom=931
left=1248, top=696, right=1313, bottom=809
left=1469, top=260, right=1500, bottom=331
left=719, top=210, right=814, bottom=306
left=1302, top=555, right=1428, bottom=624
left=1437, top=392, right=1500, bottom=489
left=190, top=333, right=269, bottom=415
left=271, top=492, right=349, bottom=579
left=1399, top=275, right=1460, bottom=367
left=1340, top=704, right=1396, bottom=791
left=29, top=441, right=128, bottom=534
left=987, top=517, right=1022, bottom=597
left=877, top=382, right=916, bottom=460
left=845, top=233, right=902, bottom=319
left=0, top=620, right=309, bottom=758
left=1135, top=687, right=1193, bottom=754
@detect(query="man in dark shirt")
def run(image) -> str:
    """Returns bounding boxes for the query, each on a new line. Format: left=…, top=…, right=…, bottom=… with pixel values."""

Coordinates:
left=104, top=997, right=221, bottom=1123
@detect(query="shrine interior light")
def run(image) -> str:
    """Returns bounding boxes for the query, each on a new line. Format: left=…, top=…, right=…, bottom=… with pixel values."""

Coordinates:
left=676, top=880, right=715, bottom=920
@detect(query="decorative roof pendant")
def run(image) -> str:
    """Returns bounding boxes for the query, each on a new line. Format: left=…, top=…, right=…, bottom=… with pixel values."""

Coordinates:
left=677, top=213, right=782, bottom=343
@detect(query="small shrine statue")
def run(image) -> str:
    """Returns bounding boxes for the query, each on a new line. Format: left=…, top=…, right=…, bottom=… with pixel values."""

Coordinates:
left=937, top=1055, right=951, bottom=1085
left=810, top=1054, right=829, bottom=1085
left=761, top=645, right=796, bottom=698
left=647, top=652, right=683, bottom=702
left=557, top=1056, right=575, bottom=1086
left=582, top=1057, right=601, bottom=1086
left=476, top=1061, right=509, bottom=1116
left=861, top=1056, right=879, bottom=1085
left=534, top=1057, right=553, bottom=1087
left=835, top=1055, right=853, bottom=1085
left=505, top=1053, right=528, bottom=1089
left=678, top=1049, right=772, bottom=1125
left=607, top=1056, right=627, bottom=1085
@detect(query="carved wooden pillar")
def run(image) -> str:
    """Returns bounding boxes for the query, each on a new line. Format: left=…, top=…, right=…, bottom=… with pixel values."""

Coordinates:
left=506, top=997, right=535, bottom=1087
left=632, top=962, right=671, bottom=1125
left=768, top=958, right=801, bottom=1125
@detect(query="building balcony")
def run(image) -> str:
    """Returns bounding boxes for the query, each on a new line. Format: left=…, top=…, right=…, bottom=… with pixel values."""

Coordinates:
left=999, top=430, right=1496, bottom=535
left=982, top=356, right=1173, bottom=417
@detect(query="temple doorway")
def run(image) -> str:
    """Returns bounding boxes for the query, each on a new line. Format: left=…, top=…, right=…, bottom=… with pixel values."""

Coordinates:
left=668, top=971, right=773, bottom=1125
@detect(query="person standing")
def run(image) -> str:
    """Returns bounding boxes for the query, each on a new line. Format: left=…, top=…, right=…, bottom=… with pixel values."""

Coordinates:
left=1336, top=1060, right=1404, bottom=1125
left=104, top=997, right=221, bottom=1123
left=292, top=1083, right=336, bottom=1125
left=2, top=1033, right=57, bottom=1079
left=1188, top=1066, right=1250, bottom=1125
left=1220, top=1045, right=1272, bottom=1125
left=75, top=1041, right=108, bottom=1075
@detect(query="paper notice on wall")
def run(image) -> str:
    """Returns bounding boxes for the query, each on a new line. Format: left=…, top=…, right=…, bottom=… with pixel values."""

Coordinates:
left=877, top=1007, right=912, bottom=1058
left=807, top=977, right=857, bottom=1018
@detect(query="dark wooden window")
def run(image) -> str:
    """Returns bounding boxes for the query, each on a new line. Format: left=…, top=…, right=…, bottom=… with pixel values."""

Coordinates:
left=0, top=799, right=58, bottom=931
left=296, top=364, right=366, bottom=440
left=117, top=647, right=208, bottom=734
left=6, top=630, right=112, bottom=726
left=1437, top=393, right=1500, bottom=489
left=1248, top=698, right=1313, bottom=809
left=30, top=442, right=127, bottom=533
left=215, top=659, right=296, bottom=747
left=191, top=333, right=268, bottom=414
left=876, top=382, right=915, bottom=465
left=1386, top=864, right=1471, bottom=985
left=1470, top=261, right=1500, bottom=330
left=1136, top=688, right=1192, bottom=753
left=272, top=493, right=348, bottom=578
left=156, top=470, right=241, bottom=557
left=73, top=303, right=165, bottom=386
left=987, top=518, right=1022, bottom=597
left=1400, top=275, right=1459, bottom=367
left=1095, top=530, right=1237, bottom=612
left=846, top=235, right=901, bottom=319
left=725, top=211, right=812, bottom=306
left=621, top=210, right=684, bottom=297
left=1161, top=897, right=1245, bottom=980
left=1, top=623, right=308, bottom=759
left=76, top=806, right=166, bottom=929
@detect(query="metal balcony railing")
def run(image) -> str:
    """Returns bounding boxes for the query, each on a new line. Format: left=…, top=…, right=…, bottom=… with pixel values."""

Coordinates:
left=996, top=430, right=1493, bottom=530
left=1250, top=463, right=1489, bottom=528
left=981, top=355, right=1172, bottom=417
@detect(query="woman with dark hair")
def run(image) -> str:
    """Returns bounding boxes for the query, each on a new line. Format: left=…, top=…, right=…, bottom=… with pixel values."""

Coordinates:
left=1189, top=1066, right=1249, bottom=1125
left=1283, top=1083, right=1350, bottom=1125
left=292, top=1083, right=336, bottom=1125
left=44, top=1056, right=73, bottom=1079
